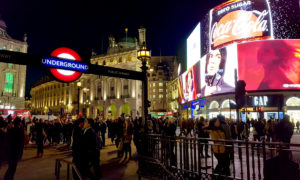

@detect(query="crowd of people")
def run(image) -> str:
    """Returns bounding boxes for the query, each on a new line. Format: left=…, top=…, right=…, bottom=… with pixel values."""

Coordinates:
left=0, top=112, right=300, bottom=180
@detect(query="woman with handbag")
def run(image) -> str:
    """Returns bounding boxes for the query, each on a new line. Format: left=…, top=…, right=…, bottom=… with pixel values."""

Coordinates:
left=123, top=118, right=133, bottom=160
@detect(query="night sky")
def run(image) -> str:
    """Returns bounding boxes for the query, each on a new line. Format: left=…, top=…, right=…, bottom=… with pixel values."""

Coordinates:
left=0, top=0, right=223, bottom=96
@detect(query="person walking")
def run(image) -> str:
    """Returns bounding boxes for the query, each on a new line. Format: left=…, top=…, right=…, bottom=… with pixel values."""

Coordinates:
left=296, top=121, right=299, bottom=133
left=100, top=120, right=107, bottom=147
left=81, top=118, right=102, bottom=180
left=4, top=117, right=25, bottom=180
left=123, top=118, right=133, bottom=160
left=35, top=119, right=46, bottom=158
left=274, top=115, right=294, bottom=144
left=72, top=118, right=85, bottom=180
left=209, top=115, right=231, bottom=177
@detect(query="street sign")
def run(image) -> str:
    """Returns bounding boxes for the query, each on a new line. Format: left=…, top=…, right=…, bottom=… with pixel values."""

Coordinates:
left=49, top=47, right=83, bottom=82
left=0, top=50, right=144, bottom=81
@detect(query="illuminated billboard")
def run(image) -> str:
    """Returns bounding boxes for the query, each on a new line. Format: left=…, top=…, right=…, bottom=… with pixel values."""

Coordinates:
left=187, top=23, right=201, bottom=69
left=200, top=44, right=237, bottom=97
left=178, top=61, right=201, bottom=104
left=238, top=39, right=300, bottom=91
left=209, top=0, right=272, bottom=50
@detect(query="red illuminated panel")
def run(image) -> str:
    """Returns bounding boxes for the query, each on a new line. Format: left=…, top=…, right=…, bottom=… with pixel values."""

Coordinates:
left=238, top=40, right=300, bottom=91
left=210, top=0, right=272, bottom=50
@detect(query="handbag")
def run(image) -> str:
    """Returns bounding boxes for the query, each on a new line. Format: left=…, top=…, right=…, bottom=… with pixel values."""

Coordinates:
left=24, top=130, right=30, bottom=145
left=118, top=140, right=123, bottom=151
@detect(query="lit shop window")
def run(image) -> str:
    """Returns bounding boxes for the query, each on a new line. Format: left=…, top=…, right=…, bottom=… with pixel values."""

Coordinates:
left=4, top=73, right=14, bottom=93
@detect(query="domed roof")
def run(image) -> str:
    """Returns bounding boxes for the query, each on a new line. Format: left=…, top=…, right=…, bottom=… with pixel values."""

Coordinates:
left=119, top=37, right=136, bottom=43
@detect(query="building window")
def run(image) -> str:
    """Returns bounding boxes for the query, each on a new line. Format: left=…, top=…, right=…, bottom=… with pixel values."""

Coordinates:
left=159, top=94, right=163, bottom=99
left=8, top=64, right=13, bottom=68
left=152, top=73, right=156, bottom=77
left=153, top=89, right=156, bottom=92
left=153, top=95, right=156, bottom=98
left=123, top=85, right=128, bottom=90
left=159, top=82, right=163, bottom=87
left=119, top=57, right=122, bottom=63
left=159, top=89, right=163, bottom=92
left=110, top=87, right=114, bottom=91
left=153, top=83, right=156, bottom=87
left=4, top=73, right=14, bottom=93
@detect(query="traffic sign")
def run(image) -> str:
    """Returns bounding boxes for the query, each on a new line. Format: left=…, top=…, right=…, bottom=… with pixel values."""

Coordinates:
left=49, top=47, right=83, bottom=82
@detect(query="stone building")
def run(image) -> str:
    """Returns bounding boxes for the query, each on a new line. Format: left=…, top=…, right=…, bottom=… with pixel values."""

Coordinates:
left=30, top=27, right=179, bottom=119
left=0, top=18, right=27, bottom=109
left=147, top=56, right=178, bottom=115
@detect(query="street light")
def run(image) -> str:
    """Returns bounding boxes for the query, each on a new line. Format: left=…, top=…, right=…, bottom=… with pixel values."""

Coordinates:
left=77, top=81, right=82, bottom=116
left=137, top=42, right=151, bottom=132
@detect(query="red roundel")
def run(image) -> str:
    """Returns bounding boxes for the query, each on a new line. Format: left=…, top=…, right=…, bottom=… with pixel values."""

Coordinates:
left=50, top=47, right=82, bottom=82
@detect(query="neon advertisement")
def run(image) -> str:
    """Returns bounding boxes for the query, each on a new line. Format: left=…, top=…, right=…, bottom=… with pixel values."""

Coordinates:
left=209, top=0, right=272, bottom=50
left=238, top=39, right=300, bottom=91
left=187, top=23, right=201, bottom=69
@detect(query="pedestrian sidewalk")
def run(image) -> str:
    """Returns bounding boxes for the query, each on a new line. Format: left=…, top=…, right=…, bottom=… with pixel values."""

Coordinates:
left=0, top=137, right=146, bottom=180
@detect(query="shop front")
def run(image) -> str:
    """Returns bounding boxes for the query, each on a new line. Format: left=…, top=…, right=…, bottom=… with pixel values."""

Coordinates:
left=208, top=101, right=219, bottom=119
left=220, top=99, right=237, bottom=120
left=285, top=97, right=300, bottom=123
left=245, top=95, right=284, bottom=120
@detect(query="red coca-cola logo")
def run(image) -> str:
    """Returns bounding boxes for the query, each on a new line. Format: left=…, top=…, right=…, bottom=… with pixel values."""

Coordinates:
left=211, top=10, right=270, bottom=48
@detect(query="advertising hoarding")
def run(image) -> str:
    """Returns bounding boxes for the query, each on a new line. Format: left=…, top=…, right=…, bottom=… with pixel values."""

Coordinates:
left=209, top=0, right=272, bottom=50
left=200, top=44, right=237, bottom=97
left=238, top=40, right=300, bottom=91
left=187, top=23, right=201, bottom=69
left=178, top=61, right=201, bottom=104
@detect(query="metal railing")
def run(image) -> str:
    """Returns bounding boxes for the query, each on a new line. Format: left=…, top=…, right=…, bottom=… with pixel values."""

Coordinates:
left=55, top=158, right=83, bottom=180
left=141, top=134, right=300, bottom=180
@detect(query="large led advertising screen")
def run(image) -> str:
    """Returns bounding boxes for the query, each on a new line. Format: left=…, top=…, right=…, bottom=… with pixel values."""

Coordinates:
left=178, top=61, right=201, bottom=104
left=209, top=0, right=272, bottom=50
left=200, top=44, right=237, bottom=97
left=238, top=40, right=300, bottom=91
left=187, top=23, right=201, bottom=69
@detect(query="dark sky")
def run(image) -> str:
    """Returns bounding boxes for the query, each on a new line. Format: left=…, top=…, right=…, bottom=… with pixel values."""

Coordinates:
left=0, top=0, right=222, bottom=96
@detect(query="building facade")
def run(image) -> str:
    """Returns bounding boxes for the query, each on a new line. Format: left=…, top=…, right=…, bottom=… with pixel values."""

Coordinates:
left=0, top=19, right=27, bottom=109
left=30, top=28, right=179, bottom=119
left=166, top=77, right=179, bottom=114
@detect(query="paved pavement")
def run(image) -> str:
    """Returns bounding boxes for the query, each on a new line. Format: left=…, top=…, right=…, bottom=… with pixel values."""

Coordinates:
left=0, top=136, right=144, bottom=180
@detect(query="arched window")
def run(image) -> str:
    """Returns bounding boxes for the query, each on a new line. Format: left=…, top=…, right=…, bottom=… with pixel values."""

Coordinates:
left=286, top=97, right=300, bottom=106
left=221, top=99, right=236, bottom=108
left=209, top=101, right=219, bottom=110
left=4, top=73, right=14, bottom=93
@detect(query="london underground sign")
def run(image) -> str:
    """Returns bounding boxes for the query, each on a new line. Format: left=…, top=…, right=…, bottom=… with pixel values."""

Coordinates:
left=47, top=47, right=85, bottom=82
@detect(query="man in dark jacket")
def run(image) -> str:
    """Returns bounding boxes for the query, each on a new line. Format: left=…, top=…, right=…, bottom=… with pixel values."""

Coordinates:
left=81, top=118, right=101, bottom=180
left=165, top=119, right=177, bottom=166
left=4, top=117, right=24, bottom=180
left=274, top=115, right=294, bottom=144
left=72, top=118, right=84, bottom=180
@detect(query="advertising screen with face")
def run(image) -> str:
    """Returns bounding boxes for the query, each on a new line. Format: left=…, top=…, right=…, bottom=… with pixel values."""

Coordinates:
left=209, top=0, right=272, bottom=50
left=238, top=40, right=300, bottom=91
left=200, top=44, right=238, bottom=97
left=187, top=23, right=201, bottom=69
left=178, top=61, right=201, bottom=104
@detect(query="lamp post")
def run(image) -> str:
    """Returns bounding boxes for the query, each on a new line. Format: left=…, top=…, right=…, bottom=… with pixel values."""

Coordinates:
left=137, top=42, right=151, bottom=132
left=77, top=81, right=81, bottom=117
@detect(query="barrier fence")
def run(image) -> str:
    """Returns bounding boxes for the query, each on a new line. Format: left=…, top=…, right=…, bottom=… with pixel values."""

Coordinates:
left=139, top=134, right=300, bottom=180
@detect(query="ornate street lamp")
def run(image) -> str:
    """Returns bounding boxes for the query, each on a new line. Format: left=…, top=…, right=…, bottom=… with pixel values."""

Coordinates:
left=137, top=42, right=151, bottom=132
left=77, top=81, right=82, bottom=116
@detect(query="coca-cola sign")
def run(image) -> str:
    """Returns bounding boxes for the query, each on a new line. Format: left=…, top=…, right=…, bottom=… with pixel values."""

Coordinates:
left=209, top=0, right=272, bottom=49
